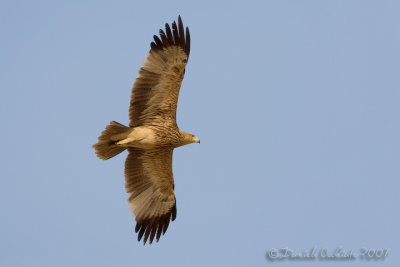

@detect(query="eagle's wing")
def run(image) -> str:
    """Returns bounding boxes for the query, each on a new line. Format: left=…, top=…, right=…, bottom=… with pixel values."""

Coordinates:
left=129, top=16, right=190, bottom=127
left=125, top=148, right=176, bottom=244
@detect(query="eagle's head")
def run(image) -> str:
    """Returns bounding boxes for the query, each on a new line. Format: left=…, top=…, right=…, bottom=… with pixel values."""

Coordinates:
left=180, top=131, right=200, bottom=145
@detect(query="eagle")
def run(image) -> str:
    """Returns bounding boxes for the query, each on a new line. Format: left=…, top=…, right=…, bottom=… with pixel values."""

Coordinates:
left=92, top=16, right=199, bottom=244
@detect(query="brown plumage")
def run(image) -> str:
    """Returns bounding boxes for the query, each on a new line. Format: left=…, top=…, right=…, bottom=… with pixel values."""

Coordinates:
left=92, top=16, right=199, bottom=244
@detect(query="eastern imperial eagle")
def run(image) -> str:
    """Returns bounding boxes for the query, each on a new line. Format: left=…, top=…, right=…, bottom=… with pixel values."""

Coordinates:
left=93, top=16, right=199, bottom=244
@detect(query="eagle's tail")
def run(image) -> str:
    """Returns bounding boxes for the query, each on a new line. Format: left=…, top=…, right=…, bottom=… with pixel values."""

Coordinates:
left=92, top=121, right=130, bottom=160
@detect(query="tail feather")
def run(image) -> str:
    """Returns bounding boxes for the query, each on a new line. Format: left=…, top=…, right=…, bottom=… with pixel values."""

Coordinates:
left=93, top=121, right=130, bottom=160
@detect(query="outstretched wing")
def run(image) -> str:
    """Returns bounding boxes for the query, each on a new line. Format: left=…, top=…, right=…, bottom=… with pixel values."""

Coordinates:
left=129, top=16, right=190, bottom=127
left=125, top=148, right=177, bottom=244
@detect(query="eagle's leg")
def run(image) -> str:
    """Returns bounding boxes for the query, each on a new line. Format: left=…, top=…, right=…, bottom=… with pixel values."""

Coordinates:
left=116, top=138, right=136, bottom=146
left=115, top=126, right=156, bottom=149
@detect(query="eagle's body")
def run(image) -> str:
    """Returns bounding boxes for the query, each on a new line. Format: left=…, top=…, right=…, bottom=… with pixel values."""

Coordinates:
left=92, top=16, right=198, bottom=244
left=117, top=125, right=196, bottom=149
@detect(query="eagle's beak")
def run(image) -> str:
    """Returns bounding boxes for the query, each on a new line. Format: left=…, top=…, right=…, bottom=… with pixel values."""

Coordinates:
left=193, top=136, right=200, bottom=144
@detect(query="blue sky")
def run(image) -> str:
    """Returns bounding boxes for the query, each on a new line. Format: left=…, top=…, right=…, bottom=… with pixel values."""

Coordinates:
left=1, top=0, right=399, bottom=266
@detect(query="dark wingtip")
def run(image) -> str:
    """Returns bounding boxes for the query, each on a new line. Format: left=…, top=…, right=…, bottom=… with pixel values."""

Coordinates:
left=185, top=26, right=190, bottom=58
left=135, top=203, right=177, bottom=245
left=171, top=204, right=177, bottom=221
left=150, top=16, right=190, bottom=58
